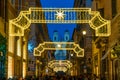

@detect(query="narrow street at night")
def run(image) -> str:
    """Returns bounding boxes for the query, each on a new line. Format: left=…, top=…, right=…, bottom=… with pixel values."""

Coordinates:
left=0, top=0, right=120, bottom=80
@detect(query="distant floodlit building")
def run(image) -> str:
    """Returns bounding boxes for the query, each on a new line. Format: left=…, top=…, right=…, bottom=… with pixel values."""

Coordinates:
left=73, top=0, right=92, bottom=75
left=53, top=30, right=70, bottom=60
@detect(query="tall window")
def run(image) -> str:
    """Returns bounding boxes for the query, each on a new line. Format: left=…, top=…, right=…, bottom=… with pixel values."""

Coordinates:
left=86, top=0, right=92, bottom=7
left=80, top=0, right=83, bottom=5
left=0, top=0, right=1, bottom=16
left=96, top=3, right=98, bottom=10
left=66, top=36, right=68, bottom=41
left=98, top=8, right=104, bottom=18
left=17, top=38, right=21, bottom=56
left=0, top=0, right=5, bottom=17
left=18, top=0, right=22, bottom=10
left=8, top=56, right=14, bottom=78
left=54, top=37, right=56, bottom=41
left=112, top=0, right=117, bottom=18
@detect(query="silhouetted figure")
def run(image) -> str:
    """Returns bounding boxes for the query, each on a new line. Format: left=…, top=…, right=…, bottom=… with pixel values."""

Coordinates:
left=101, top=75, right=106, bottom=80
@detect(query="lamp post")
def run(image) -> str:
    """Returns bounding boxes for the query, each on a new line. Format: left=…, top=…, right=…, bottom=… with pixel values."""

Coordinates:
left=82, top=30, right=86, bottom=48
left=82, top=30, right=87, bottom=74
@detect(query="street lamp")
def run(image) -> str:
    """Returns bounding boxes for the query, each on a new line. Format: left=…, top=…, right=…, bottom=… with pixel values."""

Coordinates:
left=82, top=30, right=87, bottom=48
left=70, top=53, right=73, bottom=57
left=82, top=30, right=86, bottom=35
left=82, top=30, right=87, bottom=74
left=57, top=44, right=61, bottom=48
left=81, top=30, right=93, bottom=74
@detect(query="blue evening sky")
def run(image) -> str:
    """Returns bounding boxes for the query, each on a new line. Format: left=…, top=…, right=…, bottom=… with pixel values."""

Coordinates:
left=40, top=0, right=76, bottom=40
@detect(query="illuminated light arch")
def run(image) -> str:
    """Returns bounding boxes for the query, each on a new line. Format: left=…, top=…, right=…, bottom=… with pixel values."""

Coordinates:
left=8, top=7, right=111, bottom=78
left=9, top=7, right=111, bottom=37
left=53, top=67, right=67, bottom=72
left=34, top=42, right=84, bottom=57
left=48, top=60, right=72, bottom=72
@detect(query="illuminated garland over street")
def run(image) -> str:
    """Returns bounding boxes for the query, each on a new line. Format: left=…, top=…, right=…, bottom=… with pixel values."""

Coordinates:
left=9, top=7, right=111, bottom=37
left=48, top=60, right=72, bottom=72
left=34, top=42, right=84, bottom=57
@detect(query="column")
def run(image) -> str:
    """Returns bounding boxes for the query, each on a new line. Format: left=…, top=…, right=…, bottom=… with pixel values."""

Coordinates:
left=36, top=59, right=39, bottom=77
left=92, top=41, right=95, bottom=74
left=8, top=36, right=15, bottom=79
left=23, top=29, right=29, bottom=78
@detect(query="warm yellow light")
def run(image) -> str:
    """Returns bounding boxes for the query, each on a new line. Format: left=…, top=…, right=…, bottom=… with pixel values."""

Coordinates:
left=53, top=67, right=67, bottom=72
left=71, top=70, right=73, bottom=76
left=111, top=49, right=117, bottom=58
left=0, top=52, right=3, bottom=56
left=8, top=7, right=111, bottom=79
left=59, top=60, right=62, bottom=65
left=8, top=56, right=14, bottom=79
left=57, top=44, right=61, bottom=48
left=36, top=60, right=40, bottom=63
left=96, top=66, right=98, bottom=76
left=34, top=42, right=84, bottom=57
left=23, top=43, right=27, bottom=59
left=8, top=36, right=15, bottom=53
left=48, top=60, right=73, bottom=70
left=82, top=31, right=86, bottom=35
left=17, top=38, right=21, bottom=56
left=71, top=53, right=73, bottom=56
left=23, top=62, right=26, bottom=78
left=55, top=10, right=65, bottom=20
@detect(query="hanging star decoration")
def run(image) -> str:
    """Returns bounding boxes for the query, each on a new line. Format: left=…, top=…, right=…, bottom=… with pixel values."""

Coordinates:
left=55, top=9, right=65, bottom=20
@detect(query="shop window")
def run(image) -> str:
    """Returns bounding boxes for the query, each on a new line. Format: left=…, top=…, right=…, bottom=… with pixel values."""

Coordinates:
left=28, top=67, right=30, bottom=71
left=96, top=3, right=98, bottom=10
left=54, top=37, right=56, bottom=41
left=65, top=36, right=68, bottom=41
left=29, top=60, right=31, bottom=64
left=18, top=0, right=22, bottom=10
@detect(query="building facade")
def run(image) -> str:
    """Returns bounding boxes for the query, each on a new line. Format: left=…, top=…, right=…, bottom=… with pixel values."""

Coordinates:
left=91, top=0, right=120, bottom=80
left=0, top=0, right=17, bottom=79
left=53, top=30, right=70, bottom=60
left=3, top=0, right=49, bottom=79
left=73, top=0, right=92, bottom=75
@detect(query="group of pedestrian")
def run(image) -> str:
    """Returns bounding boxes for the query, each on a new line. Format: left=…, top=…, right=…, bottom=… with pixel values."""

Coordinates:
left=34, top=74, right=105, bottom=80
left=5, top=74, right=106, bottom=80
